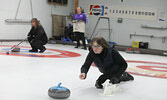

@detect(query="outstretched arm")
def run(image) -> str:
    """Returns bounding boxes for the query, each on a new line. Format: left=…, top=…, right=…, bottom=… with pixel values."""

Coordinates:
left=27, top=28, right=33, bottom=37
left=80, top=51, right=94, bottom=79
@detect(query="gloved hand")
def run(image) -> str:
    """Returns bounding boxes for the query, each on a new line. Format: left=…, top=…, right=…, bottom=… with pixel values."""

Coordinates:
left=28, top=37, right=34, bottom=43
left=109, top=76, right=120, bottom=84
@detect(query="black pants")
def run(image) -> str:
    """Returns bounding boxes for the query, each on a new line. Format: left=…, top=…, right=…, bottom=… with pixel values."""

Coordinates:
left=28, top=38, right=46, bottom=50
left=75, top=32, right=86, bottom=48
left=97, top=65, right=133, bottom=84
left=97, top=65, right=119, bottom=84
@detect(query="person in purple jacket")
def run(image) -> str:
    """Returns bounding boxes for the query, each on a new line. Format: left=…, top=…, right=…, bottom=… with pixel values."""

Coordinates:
left=73, top=7, right=87, bottom=50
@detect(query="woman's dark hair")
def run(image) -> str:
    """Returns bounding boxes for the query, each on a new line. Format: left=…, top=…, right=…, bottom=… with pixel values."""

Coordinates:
left=76, top=6, right=84, bottom=13
left=91, top=37, right=109, bottom=48
left=78, top=6, right=82, bottom=9
left=31, top=18, right=41, bottom=28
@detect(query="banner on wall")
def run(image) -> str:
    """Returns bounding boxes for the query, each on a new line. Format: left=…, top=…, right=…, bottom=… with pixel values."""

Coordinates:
left=89, top=5, right=157, bottom=21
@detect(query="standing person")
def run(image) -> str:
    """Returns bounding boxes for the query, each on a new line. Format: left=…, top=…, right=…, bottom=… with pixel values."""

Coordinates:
left=79, top=37, right=134, bottom=89
left=73, top=7, right=87, bottom=50
left=27, top=18, right=48, bottom=53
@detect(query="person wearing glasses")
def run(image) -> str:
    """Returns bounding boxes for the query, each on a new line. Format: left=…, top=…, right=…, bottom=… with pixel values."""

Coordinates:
left=79, top=37, right=134, bottom=89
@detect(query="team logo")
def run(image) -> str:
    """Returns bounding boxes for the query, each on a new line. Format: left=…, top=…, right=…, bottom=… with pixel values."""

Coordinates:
left=89, top=5, right=104, bottom=16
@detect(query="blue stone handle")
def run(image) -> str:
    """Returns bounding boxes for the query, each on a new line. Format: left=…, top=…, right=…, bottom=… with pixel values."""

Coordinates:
left=57, top=82, right=62, bottom=88
left=51, top=82, right=68, bottom=90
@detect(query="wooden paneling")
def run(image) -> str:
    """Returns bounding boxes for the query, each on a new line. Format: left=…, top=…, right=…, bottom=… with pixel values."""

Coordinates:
left=52, top=15, right=66, bottom=36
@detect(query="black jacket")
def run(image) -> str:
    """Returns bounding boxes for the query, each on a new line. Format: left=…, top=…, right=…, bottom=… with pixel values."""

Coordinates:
left=81, top=46, right=127, bottom=78
left=28, top=25, right=48, bottom=43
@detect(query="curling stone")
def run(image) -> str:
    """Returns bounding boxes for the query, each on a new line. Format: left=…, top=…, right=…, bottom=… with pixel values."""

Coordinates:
left=48, top=83, right=70, bottom=99
left=125, top=48, right=133, bottom=53
left=133, top=48, right=140, bottom=54
left=11, top=46, right=20, bottom=52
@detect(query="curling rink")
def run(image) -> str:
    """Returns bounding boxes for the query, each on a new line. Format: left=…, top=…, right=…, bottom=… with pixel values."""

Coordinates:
left=0, top=42, right=167, bottom=100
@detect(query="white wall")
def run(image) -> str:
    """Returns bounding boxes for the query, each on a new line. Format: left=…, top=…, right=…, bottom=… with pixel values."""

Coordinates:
left=0, top=0, right=52, bottom=40
left=0, top=0, right=74, bottom=40
left=79, top=0, right=167, bottom=50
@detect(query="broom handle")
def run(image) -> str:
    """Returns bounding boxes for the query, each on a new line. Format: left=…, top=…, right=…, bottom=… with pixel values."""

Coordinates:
left=16, top=38, right=27, bottom=46
left=11, top=38, right=27, bottom=49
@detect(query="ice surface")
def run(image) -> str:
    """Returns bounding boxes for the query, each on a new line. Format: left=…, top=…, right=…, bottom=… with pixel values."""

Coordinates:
left=0, top=42, right=166, bottom=100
